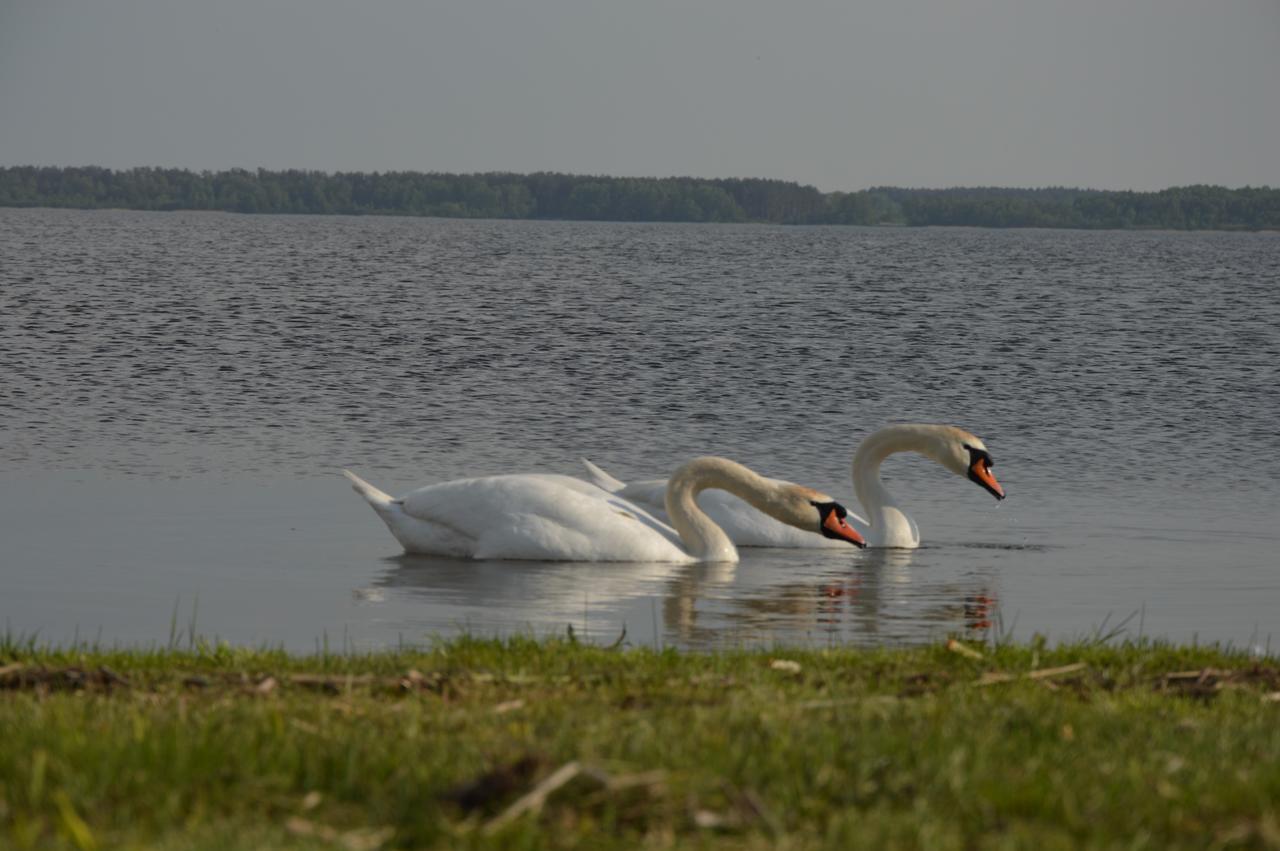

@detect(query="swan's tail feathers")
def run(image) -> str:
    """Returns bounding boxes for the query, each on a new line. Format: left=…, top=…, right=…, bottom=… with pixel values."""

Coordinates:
left=581, top=459, right=626, bottom=493
left=343, top=469, right=395, bottom=507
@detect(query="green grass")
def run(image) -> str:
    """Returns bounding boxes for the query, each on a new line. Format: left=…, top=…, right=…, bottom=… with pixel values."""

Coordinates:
left=2, top=636, right=1279, bottom=850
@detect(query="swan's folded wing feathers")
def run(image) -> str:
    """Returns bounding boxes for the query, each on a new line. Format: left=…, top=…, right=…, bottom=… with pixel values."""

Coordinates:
left=397, top=476, right=574, bottom=536
left=475, top=511, right=676, bottom=561
left=613, top=479, right=670, bottom=514
left=398, top=474, right=689, bottom=562
left=580, top=459, right=626, bottom=492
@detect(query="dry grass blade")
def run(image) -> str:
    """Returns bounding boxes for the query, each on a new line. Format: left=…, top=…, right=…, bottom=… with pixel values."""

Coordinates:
left=977, top=663, right=1088, bottom=687
left=1162, top=668, right=1232, bottom=682
left=339, top=827, right=395, bottom=851
left=694, top=809, right=731, bottom=830
left=285, top=817, right=393, bottom=851
left=286, top=817, right=337, bottom=841
left=492, top=699, right=525, bottom=715
left=738, top=789, right=782, bottom=837
left=97, top=666, right=129, bottom=687
left=1027, top=663, right=1087, bottom=680
left=605, top=770, right=667, bottom=793
left=946, top=639, right=984, bottom=660
left=483, top=761, right=583, bottom=834
left=691, top=808, right=732, bottom=824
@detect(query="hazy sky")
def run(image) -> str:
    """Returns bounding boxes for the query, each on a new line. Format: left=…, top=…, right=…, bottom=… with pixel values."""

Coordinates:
left=1, top=0, right=1276, bottom=190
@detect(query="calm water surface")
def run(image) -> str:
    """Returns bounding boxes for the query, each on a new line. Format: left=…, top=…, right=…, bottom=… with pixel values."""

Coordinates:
left=2, top=209, right=1277, bottom=651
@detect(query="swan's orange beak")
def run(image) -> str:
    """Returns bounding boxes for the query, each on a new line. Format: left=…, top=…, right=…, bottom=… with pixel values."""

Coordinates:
left=969, top=458, right=1005, bottom=500
left=823, top=510, right=868, bottom=548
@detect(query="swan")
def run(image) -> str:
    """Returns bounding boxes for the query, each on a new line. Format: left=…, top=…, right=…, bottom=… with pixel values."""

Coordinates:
left=343, top=456, right=866, bottom=563
left=581, top=424, right=1005, bottom=550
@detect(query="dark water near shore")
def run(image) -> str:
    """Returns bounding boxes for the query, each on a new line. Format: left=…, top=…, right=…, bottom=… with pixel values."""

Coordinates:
left=2, top=208, right=1278, bottom=651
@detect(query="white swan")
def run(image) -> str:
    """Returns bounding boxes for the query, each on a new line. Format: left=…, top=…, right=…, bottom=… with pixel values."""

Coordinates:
left=581, top=424, right=1005, bottom=550
left=343, top=456, right=866, bottom=563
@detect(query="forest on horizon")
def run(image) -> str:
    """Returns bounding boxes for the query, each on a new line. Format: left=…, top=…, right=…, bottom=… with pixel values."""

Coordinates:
left=2, top=166, right=1278, bottom=230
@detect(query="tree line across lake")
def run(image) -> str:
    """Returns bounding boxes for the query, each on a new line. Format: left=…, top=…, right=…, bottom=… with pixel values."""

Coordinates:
left=2, top=166, right=1277, bottom=230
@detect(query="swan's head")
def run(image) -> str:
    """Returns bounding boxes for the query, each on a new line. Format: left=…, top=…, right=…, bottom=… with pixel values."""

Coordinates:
left=928, top=427, right=1005, bottom=500
left=811, top=499, right=868, bottom=548
left=771, top=485, right=865, bottom=547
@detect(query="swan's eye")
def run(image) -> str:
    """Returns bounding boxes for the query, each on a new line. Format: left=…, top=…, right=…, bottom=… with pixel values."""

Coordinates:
left=810, top=500, right=846, bottom=520
left=966, top=445, right=993, bottom=470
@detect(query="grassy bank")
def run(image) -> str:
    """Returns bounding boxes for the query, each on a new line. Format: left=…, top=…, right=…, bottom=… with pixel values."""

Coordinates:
left=2, top=637, right=1279, bottom=850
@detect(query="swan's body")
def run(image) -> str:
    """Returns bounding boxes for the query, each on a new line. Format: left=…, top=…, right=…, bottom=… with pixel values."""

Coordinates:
left=581, top=424, right=1005, bottom=550
left=345, top=456, right=865, bottom=563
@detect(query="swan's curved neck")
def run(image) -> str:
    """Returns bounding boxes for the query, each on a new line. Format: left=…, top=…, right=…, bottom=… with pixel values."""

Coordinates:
left=852, top=425, right=936, bottom=547
left=664, top=458, right=780, bottom=562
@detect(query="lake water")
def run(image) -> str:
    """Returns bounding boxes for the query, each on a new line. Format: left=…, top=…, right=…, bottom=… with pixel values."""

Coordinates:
left=2, top=208, right=1277, bottom=652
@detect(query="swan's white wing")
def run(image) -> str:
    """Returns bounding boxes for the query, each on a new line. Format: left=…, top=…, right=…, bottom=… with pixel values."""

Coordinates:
left=580, top=459, right=626, bottom=492
left=344, top=469, right=475, bottom=556
left=611, top=478, right=669, bottom=513
left=397, top=474, right=693, bottom=562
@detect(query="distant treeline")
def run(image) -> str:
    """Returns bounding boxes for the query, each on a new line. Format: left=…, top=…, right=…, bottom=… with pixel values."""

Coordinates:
left=2, top=166, right=1278, bottom=230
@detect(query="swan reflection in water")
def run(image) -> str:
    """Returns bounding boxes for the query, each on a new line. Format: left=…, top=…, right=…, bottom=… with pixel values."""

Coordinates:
left=660, top=549, right=997, bottom=647
left=372, top=547, right=998, bottom=649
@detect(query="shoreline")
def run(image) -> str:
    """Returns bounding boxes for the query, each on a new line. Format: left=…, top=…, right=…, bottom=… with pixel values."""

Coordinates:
left=4, top=637, right=1278, bottom=848
left=3, top=166, right=1277, bottom=231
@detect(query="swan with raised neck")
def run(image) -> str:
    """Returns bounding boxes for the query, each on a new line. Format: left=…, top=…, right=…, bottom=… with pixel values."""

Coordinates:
left=852, top=424, right=1004, bottom=548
